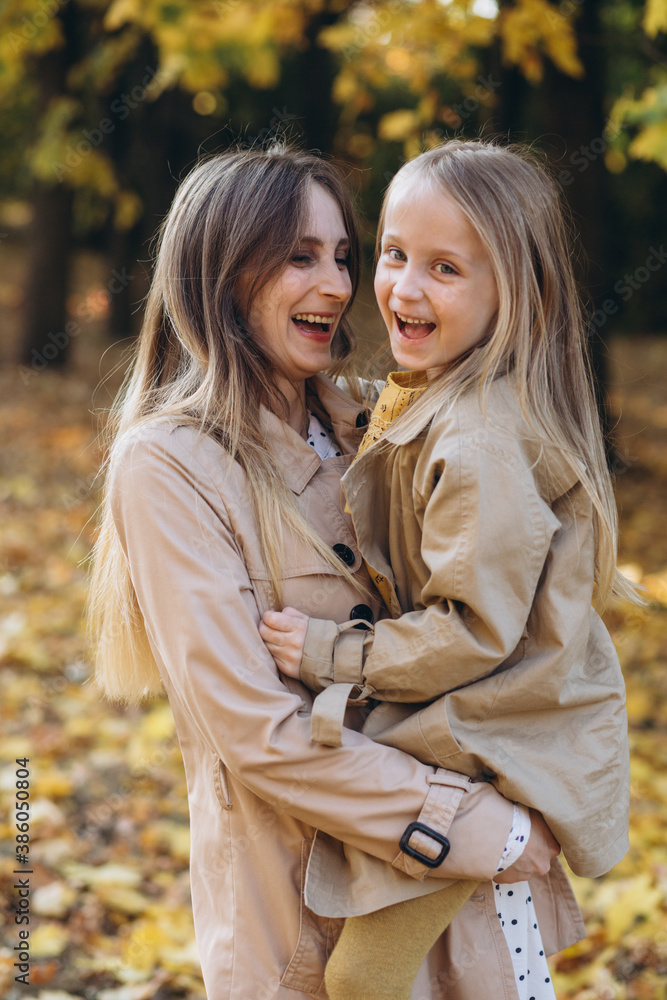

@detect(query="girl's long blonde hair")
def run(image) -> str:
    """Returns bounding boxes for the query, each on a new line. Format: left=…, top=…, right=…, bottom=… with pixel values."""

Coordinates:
left=88, top=145, right=364, bottom=705
left=376, top=139, right=636, bottom=607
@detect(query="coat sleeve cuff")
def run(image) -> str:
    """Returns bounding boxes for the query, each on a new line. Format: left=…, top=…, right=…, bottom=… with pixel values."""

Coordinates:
left=301, top=618, right=339, bottom=693
left=332, top=627, right=367, bottom=685
left=391, top=770, right=472, bottom=880
left=301, top=618, right=369, bottom=692
left=391, top=770, right=515, bottom=883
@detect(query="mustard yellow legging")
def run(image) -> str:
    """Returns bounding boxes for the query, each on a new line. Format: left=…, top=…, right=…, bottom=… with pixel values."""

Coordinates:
left=324, top=879, right=478, bottom=1000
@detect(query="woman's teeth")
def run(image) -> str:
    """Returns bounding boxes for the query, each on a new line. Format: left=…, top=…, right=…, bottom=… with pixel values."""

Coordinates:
left=292, top=313, right=334, bottom=325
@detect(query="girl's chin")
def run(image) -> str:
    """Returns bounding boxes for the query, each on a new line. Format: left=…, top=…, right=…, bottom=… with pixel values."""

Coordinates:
left=390, top=340, right=435, bottom=371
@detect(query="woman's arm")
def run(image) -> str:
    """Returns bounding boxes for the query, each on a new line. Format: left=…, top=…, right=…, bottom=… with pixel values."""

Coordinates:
left=109, top=426, right=524, bottom=884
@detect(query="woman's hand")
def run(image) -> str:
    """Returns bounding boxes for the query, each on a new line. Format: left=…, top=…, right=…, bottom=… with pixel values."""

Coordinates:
left=493, top=809, right=560, bottom=883
left=259, top=607, right=309, bottom=678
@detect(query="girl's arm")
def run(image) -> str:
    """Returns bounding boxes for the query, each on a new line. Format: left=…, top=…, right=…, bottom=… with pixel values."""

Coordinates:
left=265, top=441, right=558, bottom=703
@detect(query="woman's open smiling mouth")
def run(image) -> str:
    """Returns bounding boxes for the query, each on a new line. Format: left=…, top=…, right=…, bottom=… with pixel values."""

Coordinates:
left=291, top=312, right=337, bottom=341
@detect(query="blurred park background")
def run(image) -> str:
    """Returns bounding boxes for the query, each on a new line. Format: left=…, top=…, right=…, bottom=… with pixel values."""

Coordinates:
left=1, top=0, right=667, bottom=997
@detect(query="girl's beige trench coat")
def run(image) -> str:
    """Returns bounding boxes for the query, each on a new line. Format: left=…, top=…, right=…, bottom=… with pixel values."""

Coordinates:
left=110, top=374, right=585, bottom=1000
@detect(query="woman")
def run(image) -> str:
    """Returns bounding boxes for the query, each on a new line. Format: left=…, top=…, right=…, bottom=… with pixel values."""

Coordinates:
left=88, top=145, right=581, bottom=1000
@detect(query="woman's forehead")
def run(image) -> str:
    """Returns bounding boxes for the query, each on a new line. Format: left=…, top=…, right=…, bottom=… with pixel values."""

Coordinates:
left=302, top=182, right=349, bottom=242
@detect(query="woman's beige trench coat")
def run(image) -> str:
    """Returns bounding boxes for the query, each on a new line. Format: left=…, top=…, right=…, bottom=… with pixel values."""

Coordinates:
left=110, top=374, right=585, bottom=1000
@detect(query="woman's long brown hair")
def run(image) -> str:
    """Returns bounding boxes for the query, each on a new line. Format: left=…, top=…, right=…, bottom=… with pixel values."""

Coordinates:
left=88, top=144, right=365, bottom=705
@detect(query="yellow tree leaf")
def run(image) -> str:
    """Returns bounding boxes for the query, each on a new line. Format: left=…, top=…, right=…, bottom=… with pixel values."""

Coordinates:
left=644, top=0, right=667, bottom=37
left=629, top=122, right=667, bottom=168
left=114, top=191, right=144, bottom=232
left=104, top=0, right=147, bottom=33
left=378, top=109, right=419, bottom=142
left=613, top=80, right=667, bottom=170
left=500, top=0, right=583, bottom=82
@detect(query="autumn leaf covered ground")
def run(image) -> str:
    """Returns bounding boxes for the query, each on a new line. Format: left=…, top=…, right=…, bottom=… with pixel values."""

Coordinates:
left=1, top=296, right=667, bottom=998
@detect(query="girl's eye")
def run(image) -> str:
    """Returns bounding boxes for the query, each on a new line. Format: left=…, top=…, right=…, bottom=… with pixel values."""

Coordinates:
left=435, top=263, right=456, bottom=275
left=387, top=248, right=406, bottom=261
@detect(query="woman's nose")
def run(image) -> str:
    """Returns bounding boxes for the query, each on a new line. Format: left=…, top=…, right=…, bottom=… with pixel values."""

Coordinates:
left=318, top=260, right=351, bottom=301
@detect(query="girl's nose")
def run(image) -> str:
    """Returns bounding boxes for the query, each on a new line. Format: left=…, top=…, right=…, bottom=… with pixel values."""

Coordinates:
left=392, top=266, right=423, bottom=302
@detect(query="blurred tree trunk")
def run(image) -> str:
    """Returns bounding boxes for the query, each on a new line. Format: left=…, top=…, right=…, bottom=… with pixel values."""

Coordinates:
left=106, top=225, right=142, bottom=340
left=541, top=0, right=617, bottom=457
left=22, top=183, right=74, bottom=368
left=21, top=7, right=78, bottom=369
left=488, top=58, right=531, bottom=138
left=297, top=8, right=340, bottom=153
left=106, top=85, right=207, bottom=339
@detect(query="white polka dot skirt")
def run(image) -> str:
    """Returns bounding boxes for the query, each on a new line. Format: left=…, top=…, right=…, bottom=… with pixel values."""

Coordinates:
left=494, top=881, right=556, bottom=1000
left=493, top=806, right=556, bottom=1000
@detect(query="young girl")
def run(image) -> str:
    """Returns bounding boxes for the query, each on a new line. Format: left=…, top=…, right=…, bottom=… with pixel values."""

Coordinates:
left=260, top=140, right=632, bottom=1000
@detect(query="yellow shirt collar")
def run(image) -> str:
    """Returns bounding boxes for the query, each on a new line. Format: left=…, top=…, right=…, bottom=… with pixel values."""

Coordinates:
left=356, top=371, right=429, bottom=458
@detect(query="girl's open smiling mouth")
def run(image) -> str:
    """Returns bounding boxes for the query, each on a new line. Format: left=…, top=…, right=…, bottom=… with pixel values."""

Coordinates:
left=394, top=311, right=436, bottom=340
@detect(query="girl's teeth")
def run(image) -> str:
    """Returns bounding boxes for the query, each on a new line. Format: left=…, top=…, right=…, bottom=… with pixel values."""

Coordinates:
left=397, top=313, right=431, bottom=325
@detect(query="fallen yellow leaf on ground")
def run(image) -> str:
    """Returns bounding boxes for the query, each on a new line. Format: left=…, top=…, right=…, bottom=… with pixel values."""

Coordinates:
left=601, top=874, right=664, bottom=944
left=30, top=922, right=70, bottom=958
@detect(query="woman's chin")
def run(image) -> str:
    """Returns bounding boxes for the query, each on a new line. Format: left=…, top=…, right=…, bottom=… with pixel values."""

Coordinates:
left=285, top=352, right=333, bottom=382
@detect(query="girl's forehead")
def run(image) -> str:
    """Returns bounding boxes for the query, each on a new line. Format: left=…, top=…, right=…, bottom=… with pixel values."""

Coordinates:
left=380, top=173, right=492, bottom=264
left=382, top=175, right=468, bottom=234
left=384, top=172, right=432, bottom=213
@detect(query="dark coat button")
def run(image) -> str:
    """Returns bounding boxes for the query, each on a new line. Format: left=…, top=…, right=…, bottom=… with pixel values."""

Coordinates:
left=350, top=604, right=374, bottom=630
left=350, top=604, right=374, bottom=624
left=355, top=411, right=368, bottom=428
left=333, top=543, right=355, bottom=566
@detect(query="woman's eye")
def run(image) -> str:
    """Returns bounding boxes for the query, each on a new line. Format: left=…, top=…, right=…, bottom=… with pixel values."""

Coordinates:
left=336, top=255, right=349, bottom=269
left=435, top=263, right=456, bottom=275
left=292, top=253, right=315, bottom=265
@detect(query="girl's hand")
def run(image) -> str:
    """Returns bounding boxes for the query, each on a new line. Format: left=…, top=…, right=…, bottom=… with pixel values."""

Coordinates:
left=493, top=810, right=560, bottom=884
left=259, top=607, right=309, bottom=678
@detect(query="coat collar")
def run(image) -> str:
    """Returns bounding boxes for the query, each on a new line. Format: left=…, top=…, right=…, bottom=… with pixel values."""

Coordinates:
left=258, top=374, right=367, bottom=495
left=344, top=373, right=583, bottom=504
left=307, top=373, right=369, bottom=454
